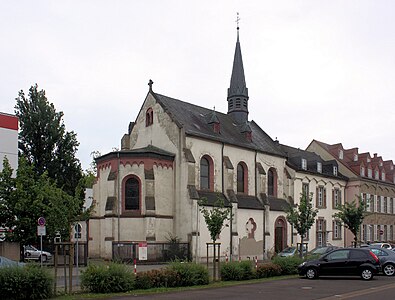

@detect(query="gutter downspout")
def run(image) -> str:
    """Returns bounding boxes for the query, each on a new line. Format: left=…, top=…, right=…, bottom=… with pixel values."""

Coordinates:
left=117, top=152, right=121, bottom=243
left=222, top=143, right=232, bottom=260
left=255, top=151, right=265, bottom=259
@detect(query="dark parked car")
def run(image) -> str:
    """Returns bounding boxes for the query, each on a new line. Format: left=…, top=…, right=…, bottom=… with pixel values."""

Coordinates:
left=298, top=248, right=380, bottom=280
left=368, top=247, right=395, bottom=276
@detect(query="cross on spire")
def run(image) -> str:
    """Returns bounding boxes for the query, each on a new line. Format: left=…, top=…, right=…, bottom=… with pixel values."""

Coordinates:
left=148, top=79, right=154, bottom=91
left=236, top=12, right=240, bottom=30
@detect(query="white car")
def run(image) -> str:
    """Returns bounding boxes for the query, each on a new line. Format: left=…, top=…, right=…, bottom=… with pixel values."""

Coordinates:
left=24, top=245, right=52, bottom=262
left=370, top=242, right=393, bottom=250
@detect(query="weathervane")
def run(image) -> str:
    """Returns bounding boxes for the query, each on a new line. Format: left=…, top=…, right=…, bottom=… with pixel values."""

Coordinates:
left=236, top=12, right=240, bottom=29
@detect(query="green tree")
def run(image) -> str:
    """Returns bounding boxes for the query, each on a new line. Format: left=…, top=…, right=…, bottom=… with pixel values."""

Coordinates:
left=15, top=84, right=82, bottom=197
left=0, top=157, right=83, bottom=248
left=286, top=192, right=318, bottom=257
left=198, top=196, right=232, bottom=244
left=333, top=197, right=366, bottom=247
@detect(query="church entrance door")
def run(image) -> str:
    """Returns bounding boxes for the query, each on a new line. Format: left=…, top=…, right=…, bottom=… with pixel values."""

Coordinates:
left=274, top=218, right=286, bottom=253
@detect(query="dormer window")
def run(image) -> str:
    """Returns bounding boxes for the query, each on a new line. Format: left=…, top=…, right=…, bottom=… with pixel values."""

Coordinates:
left=145, top=108, right=153, bottom=127
left=391, top=165, right=394, bottom=171
left=367, top=157, right=371, bottom=163
left=375, top=170, right=379, bottom=180
left=380, top=162, right=383, bottom=167
left=333, top=166, right=338, bottom=176
left=361, top=166, right=365, bottom=177
left=317, top=162, right=322, bottom=173
left=354, top=154, right=358, bottom=161
left=339, top=150, right=343, bottom=159
left=368, top=168, right=372, bottom=178
left=301, top=158, right=307, bottom=170
left=382, top=172, right=386, bottom=181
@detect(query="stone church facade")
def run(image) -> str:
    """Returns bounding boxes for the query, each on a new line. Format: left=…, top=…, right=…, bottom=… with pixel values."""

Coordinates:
left=88, top=28, right=347, bottom=261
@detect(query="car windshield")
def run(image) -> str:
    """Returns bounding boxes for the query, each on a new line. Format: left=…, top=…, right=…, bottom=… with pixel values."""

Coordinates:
left=311, top=247, right=329, bottom=254
left=281, top=247, right=295, bottom=254
left=25, top=245, right=38, bottom=251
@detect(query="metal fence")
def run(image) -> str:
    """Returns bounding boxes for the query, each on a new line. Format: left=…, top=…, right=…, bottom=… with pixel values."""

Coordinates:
left=112, top=242, right=190, bottom=263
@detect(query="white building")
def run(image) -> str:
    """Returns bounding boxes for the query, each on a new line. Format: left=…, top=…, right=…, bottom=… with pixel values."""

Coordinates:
left=88, top=28, right=346, bottom=261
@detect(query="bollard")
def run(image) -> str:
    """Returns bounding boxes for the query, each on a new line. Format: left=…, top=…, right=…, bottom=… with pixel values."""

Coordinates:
left=225, top=253, right=228, bottom=263
left=255, top=256, right=258, bottom=270
left=134, top=258, right=137, bottom=275
left=238, top=256, right=241, bottom=263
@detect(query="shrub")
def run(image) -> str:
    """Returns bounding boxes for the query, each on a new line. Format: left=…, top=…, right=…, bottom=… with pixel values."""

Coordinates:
left=0, top=264, right=53, bottom=299
left=256, top=262, right=282, bottom=278
left=81, top=262, right=134, bottom=293
left=272, top=256, right=303, bottom=275
left=168, top=262, right=209, bottom=286
left=220, top=260, right=255, bottom=281
left=134, top=269, right=180, bottom=289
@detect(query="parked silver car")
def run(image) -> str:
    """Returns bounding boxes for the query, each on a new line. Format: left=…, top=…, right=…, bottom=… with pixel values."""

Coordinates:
left=24, top=245, right=52, bottom=262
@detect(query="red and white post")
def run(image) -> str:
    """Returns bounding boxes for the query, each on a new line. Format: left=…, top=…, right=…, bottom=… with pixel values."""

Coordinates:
left=134, top=258, right=137, bottom=275
left=255, top=256, right=258, bottom=270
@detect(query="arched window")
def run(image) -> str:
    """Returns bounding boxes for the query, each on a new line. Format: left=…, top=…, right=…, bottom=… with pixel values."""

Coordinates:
left=200, top=155, right=214, bottom=190
left=237, top=162, right=248, bottom=193
left=268, top=168, right=277, bottom=197
left=146, top=108, right=153, bottom=126
left=124, top=177, right=140, bottom=210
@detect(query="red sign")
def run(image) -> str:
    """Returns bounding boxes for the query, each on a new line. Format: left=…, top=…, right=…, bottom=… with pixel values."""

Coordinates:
left=37, top=217, right=46, bottom=226
left=379, top=229, right=384, bottom=235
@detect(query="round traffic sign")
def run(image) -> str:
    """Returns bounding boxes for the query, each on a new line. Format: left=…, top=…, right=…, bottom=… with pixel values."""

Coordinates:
left=379, top=229, right=384, bottom=235
left=38, top=217, right=46, bottom=226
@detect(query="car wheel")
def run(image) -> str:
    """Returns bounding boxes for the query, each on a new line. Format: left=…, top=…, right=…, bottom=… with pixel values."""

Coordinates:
left=383, top=264, right=395, bottom=276
left=39, top=255, right=47, bottom=263
left=306, top=268, right=318, bottom=279
left=360, top=268, right=373, bottom=280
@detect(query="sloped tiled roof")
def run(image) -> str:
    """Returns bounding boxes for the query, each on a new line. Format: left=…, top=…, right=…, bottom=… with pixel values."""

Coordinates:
left=153, top=93, right=285, bottom=158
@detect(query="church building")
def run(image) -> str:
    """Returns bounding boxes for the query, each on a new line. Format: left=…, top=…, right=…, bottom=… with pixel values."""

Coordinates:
left=88, top=27, right=346, bottom=261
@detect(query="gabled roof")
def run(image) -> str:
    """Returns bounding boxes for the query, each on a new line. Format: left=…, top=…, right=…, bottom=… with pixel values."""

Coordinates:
left=96, top=144, right=175, bottom=163
left=153, top=92, right=285, bottom=158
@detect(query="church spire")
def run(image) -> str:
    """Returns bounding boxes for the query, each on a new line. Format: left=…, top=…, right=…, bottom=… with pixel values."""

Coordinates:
left=227, top=13, right=249, bottom=124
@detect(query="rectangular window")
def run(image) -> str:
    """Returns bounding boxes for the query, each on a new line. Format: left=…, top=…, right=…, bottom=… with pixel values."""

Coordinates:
left=317, top=162, right=322, bottom=173
left=374, top=225, right=378, bottom=241
left=391, top=225, right=394, bottom=241
left=362, top=225, right=368, bottom=243
left=302, top=183, right=309, bottom=197
left=333, top=189, right=341, bottom=208
left=333, top=166, right=338, bottom=176
left=368, top=168, right=372, bottom=178
left=339, top=150, right=343, bottom=159
left=301, top=158, right=307, bottom=170
left=390, top=198, right=394, bottom=214
left=382, top=172, right=385, bottom=181
left=384, top=197, right=388, bottom=213
left=333, top=221, right=342, bottom=239
left=376, top=196, right=381, bottom=213
left=317, top=186, right=326, bottom=208
left=375, top=170, right=379, bottom=180
left=354, top=154, right=358, bottom=161
left=361, top=167, right=365, bottom=176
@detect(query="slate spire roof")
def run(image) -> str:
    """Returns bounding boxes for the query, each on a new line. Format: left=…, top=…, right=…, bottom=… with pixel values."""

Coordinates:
left=227, top=25, right=249, bottom=124
left=228, top=28, right=248, bottom=99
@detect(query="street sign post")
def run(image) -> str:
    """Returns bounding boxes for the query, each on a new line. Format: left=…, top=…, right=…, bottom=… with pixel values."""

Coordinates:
left=37, top=217, right=46, bottom=267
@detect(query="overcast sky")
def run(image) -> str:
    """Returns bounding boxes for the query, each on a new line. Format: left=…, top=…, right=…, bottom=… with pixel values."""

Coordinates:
left=1, top=0, right=394, bottom=170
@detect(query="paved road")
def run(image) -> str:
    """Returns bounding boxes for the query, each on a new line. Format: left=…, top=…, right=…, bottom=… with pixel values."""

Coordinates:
left=110, top=275, right=395, bottom=300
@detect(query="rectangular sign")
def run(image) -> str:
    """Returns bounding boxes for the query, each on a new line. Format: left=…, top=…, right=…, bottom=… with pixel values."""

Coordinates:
left=138, top=242, right=147, bottom=260
left=37, top=225, right=46, bottom=236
